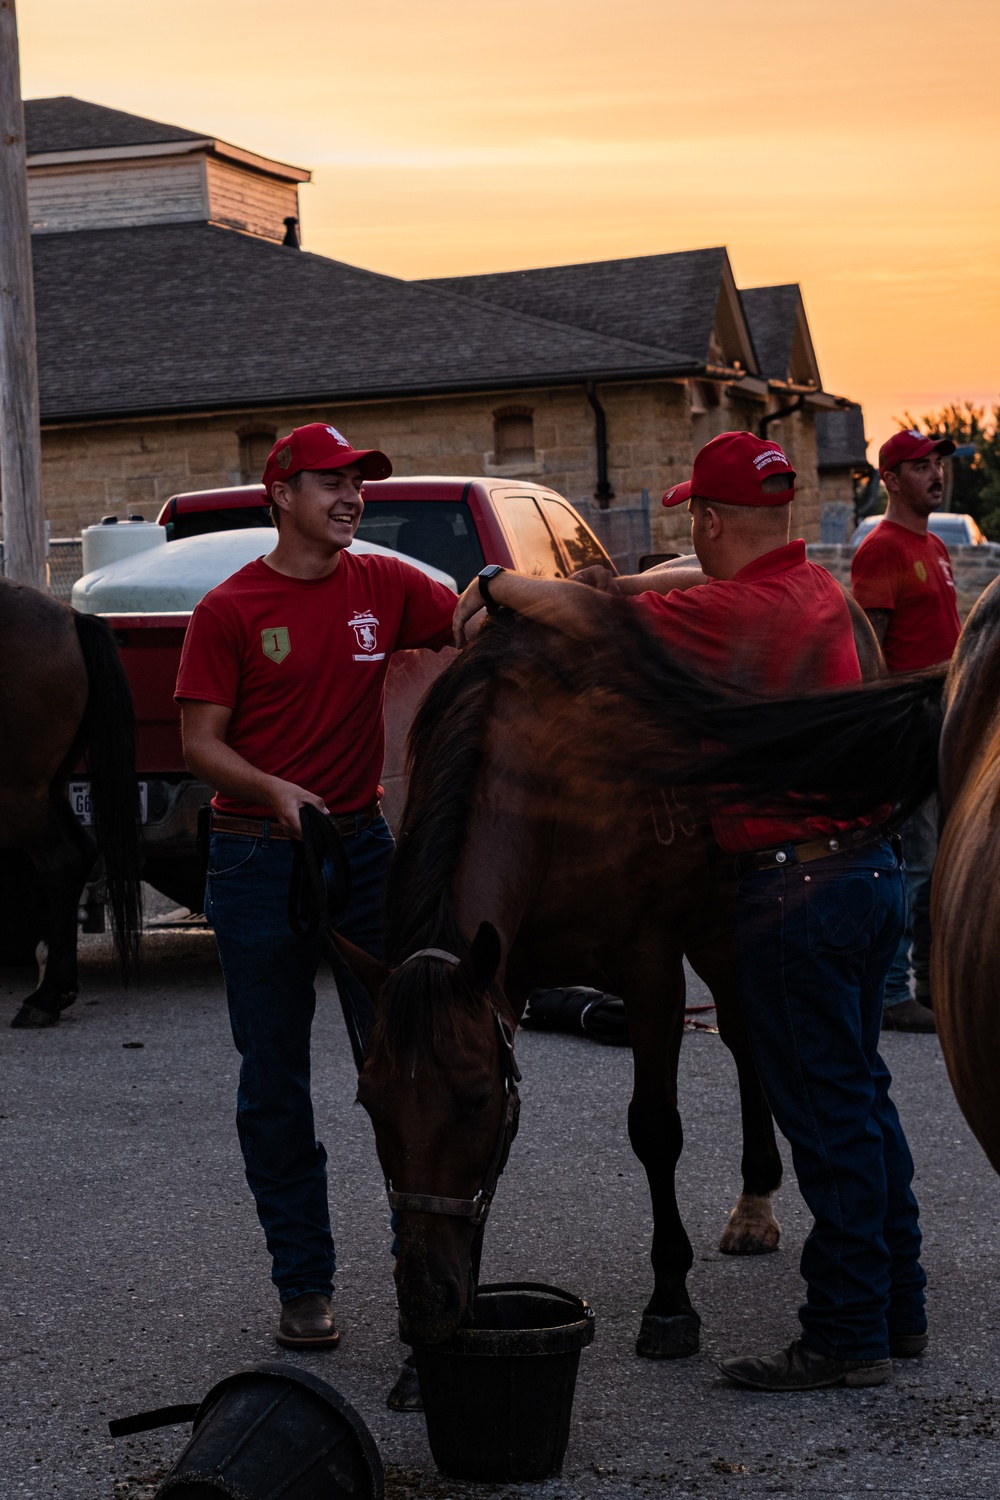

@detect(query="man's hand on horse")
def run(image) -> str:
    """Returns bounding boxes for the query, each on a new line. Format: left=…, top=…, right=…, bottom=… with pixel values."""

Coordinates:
left=453, top=586, right=489, bottom=646
left=570, top=565, right=621, bottom=594
left=267, top=779, right=329, bottom=838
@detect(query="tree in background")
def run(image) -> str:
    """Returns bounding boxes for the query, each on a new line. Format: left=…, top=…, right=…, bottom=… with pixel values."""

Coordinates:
left=899, top=401, right=1000, bottom=538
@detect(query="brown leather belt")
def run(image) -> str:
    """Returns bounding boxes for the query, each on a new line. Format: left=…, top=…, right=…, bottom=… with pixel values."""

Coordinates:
left=735, top=823, right=893, bottom=876
left=211, top=801, right=382, bottom=842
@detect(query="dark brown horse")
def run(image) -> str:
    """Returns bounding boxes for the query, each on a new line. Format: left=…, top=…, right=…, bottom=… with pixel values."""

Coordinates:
left=932, top=575, right=1000, bottom=1168
left=0, top=579, right=142, bottom=1027
left=353, top=599, right=887, bottom=1356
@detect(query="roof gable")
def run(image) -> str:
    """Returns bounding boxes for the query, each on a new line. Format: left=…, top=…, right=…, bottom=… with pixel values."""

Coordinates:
left=740, top=283, right=821, bottom=387
left=422, top=247, right=757, bottom=372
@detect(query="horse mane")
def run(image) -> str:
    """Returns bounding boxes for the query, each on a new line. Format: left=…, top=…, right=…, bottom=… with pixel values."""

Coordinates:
left=371, top=598, right=947, bottom=1062
left=375, top=613, right=568, bottom=1060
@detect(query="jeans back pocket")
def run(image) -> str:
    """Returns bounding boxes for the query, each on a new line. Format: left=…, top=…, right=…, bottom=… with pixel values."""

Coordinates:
left=804, top=871, right=878, bottom=955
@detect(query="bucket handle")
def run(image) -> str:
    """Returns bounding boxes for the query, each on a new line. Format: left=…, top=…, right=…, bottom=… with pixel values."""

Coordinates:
left=108, top=1403, right=199, bottom=1438
left=476, top=1281, right=594, bottom=1321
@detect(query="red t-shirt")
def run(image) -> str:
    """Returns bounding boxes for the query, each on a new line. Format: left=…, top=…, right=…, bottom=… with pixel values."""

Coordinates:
left=636, top=541, right=867, bottom=853
left=175, top=551, right=454, bottom=816
left=851, top=520, right=960, bottom=673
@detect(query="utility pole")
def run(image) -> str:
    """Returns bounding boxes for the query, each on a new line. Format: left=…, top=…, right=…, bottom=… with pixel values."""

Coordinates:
left=0, top=0, right=46, bottom=589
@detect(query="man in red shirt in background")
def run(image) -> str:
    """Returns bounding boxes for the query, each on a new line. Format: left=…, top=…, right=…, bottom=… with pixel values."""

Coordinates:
left=176, top=424, right=455, bottom=1352
left=455, top=432, right=926, bottom=1390
left=852, top=429, right=960, bottom=1033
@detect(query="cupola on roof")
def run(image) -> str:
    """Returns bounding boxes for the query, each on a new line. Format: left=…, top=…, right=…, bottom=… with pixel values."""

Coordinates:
left=24, top=96, right=310, bottom=244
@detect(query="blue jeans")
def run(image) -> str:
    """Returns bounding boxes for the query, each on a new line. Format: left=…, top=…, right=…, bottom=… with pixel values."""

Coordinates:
left=205, top=815, right=394, bottom=1301
left=735, top=837, right=926, bottom=1360
left=883, top=796, right=938, bottom=1009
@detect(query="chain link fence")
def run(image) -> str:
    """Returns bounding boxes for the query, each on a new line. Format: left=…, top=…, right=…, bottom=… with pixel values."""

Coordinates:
left=0, top=539, right=85, bottom=600
left=573, top=491, right=654, bottom=575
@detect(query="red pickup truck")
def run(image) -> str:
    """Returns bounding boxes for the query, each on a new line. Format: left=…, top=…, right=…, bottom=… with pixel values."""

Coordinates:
left=71, top=476, right=614, bottom=922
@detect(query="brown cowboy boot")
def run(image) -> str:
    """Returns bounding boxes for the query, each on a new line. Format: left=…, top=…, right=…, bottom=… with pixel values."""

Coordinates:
left=276, top=1293, right=339, bottom=1349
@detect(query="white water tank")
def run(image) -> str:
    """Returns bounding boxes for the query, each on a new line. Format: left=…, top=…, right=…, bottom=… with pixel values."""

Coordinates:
left=81, top=516, right=166, bottom=575
left=71, top=529, right=456, bottom=615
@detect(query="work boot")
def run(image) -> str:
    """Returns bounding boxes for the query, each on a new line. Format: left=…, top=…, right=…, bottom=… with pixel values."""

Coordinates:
left=889, top=1331, right=928, bottom=1358
left=719, top=1336, right=891, bottom=1391
left=276, top=1293, right=339, bottom=1350
left=882, top=998, right=935, bottom=1033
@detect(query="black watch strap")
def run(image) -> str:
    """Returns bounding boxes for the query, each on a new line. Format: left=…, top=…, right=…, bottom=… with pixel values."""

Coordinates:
left=478, top=564, right=504, bottom=614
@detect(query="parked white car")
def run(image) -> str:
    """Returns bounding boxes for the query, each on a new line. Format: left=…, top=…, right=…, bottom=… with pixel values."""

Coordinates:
left=851, top=512, right=986, bottom=551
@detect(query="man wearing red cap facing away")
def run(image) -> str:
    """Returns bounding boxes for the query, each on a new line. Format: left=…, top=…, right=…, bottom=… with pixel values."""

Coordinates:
left=454, top=431, right=925, bottom=1391
left=176, top=423, right=455, bottom=1352
left=852, top=429, right=960, bottom=1035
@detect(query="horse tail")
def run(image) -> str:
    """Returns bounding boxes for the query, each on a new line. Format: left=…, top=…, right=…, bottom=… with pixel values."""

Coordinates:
left=73, top=613, right=143, bottom=974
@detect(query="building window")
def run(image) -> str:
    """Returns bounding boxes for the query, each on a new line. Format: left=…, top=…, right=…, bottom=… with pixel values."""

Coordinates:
left=493, top=407, right=535, bottom=466
left=239, top=427, right=277, bottom=484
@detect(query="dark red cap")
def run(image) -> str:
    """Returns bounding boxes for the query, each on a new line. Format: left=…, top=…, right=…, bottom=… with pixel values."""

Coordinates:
left=663, top=431, right=796, bottom=508
left=262, top=423, right=392, bottom=496
left=878, top=429, right=956, bottom=476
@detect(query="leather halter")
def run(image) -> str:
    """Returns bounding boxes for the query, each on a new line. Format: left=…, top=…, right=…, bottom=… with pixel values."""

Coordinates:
left=385, top=950, right=521, bottom=1228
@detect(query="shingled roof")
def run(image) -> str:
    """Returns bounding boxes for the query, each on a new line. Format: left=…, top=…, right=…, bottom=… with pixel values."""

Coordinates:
left=422, top=248, right=741, bottom=367
left=25, top=97, right=205, bottom=155
left=739, top=285, right=802, bottom=379
left=33, top=223, right=707, bottom=423
left=816, top=404, right=869, bottom=470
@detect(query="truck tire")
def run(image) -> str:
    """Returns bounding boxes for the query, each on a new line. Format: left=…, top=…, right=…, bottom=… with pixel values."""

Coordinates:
left=142, top=856, right=207, bottom=916
left=0, top=854, right=46, bottom=964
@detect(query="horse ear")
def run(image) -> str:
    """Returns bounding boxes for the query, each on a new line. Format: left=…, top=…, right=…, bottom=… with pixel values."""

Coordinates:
left=331, top=932, right=390, bottom=1003
left=461, top=921, right=502, bottom=992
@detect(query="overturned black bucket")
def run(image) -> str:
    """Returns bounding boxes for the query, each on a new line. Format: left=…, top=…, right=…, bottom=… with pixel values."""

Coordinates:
left=411, top=1281, right=595, bottom=1482
left=109, top=1362, right=383, bottom=1500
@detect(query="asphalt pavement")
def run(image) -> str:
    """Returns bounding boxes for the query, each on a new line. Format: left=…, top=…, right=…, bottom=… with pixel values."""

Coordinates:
left=2, top=911, right=998, bottom=1500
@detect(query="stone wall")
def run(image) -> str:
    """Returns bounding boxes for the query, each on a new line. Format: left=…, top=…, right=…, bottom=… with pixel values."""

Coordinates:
left=807, top=543, right=1000, bottom=622
left=38, top=379, right=826, bottom=546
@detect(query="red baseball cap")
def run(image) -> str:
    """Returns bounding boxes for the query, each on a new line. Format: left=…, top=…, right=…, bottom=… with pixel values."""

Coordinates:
left=262, top=422, right=392, bottom=496
left=663, top=431, right=796, bottom=508
left=878, top=429, right=956, bottom=476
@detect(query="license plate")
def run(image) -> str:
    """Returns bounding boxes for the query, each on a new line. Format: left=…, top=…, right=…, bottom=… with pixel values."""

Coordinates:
left=69, top=780, right=148, bottom=826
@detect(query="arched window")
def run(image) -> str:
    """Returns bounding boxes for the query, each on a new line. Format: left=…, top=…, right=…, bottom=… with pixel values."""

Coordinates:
left=493, top=406, right=535, bottom=466
left=239, top=427, right=277, bottom=485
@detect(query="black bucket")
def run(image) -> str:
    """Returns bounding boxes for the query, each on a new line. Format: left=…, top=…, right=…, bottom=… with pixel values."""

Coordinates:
left=110, top=1362, right=383, bottom=1500
left=411, top=1281, right=595, bottom=1482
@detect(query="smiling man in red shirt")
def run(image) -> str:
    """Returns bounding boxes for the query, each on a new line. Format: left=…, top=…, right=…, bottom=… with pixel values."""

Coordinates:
left=852, top=428, right=960, bottom=1034
left=176, top=423, right=455, bottom=1354
left=454, top=432, right=925, bottom=1391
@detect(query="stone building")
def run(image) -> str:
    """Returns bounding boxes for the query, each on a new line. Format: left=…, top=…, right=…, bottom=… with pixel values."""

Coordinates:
left=22, top=97, right=862, bottom=559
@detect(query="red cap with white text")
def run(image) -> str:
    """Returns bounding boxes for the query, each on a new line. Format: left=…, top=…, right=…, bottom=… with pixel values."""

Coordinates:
left=663, top=431, right=796, bottom=508
left=262, top=423, right=392, bottom=496
left=877, top=429, right=956, bottom=476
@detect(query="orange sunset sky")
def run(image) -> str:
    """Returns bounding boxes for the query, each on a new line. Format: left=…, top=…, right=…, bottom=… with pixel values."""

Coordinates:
left=21, top=0, right=1000, bottom=451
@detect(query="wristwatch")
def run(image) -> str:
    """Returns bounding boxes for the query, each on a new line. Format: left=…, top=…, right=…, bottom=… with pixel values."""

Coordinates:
left=478, top=564, right=505, bottom=615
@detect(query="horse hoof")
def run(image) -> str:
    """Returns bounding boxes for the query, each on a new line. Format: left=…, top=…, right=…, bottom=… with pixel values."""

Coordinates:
left=719, top=1194, right=781, bottom=1256
left=635, top=1312, right=700, bottom=1359
left=386, top=1357, right=423, bottom=1411
left=10, top=1002, right=60, bottom=1029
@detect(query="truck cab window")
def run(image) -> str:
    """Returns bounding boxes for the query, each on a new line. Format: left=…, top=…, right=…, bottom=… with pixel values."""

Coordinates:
left=537, top=497, right=608, bottom=571
left=353, top=501, right=484, bottom=590
left=493, top=493, right=566, bottom=577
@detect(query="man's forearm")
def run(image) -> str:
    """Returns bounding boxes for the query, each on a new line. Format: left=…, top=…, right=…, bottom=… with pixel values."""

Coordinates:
left=614, top=558, right=708, bottom=596
left=183, top=732, right=283, bottom=811
left=454, top=569, right=612, bottom=643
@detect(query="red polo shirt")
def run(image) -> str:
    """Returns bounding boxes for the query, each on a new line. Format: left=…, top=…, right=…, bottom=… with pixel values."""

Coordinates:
left=175, top=551, right=454, bottom=816
left=850, top=520, right=960, bottom=672
left=636, top=541, right=866, bottom=853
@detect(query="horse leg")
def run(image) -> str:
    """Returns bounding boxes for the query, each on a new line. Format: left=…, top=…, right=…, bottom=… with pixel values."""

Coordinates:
left=11, top=801, right=95, bottom=1029
left=624, top=957, right=700, bottom=1358
left=686, top=934, right=783, bottom=1255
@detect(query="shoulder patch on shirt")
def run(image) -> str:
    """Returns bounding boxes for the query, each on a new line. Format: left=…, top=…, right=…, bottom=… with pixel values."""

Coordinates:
left=261, top=626, right=291, bottom=663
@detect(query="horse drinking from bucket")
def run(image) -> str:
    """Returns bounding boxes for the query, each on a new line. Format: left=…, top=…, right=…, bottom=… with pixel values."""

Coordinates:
left=0, top=580, right=142, bottom=1026
left=352, top=601, right=887, bottom=1356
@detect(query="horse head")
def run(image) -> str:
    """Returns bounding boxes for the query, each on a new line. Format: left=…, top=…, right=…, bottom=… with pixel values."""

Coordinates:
left=352, top=921, right=519, bottom=1346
